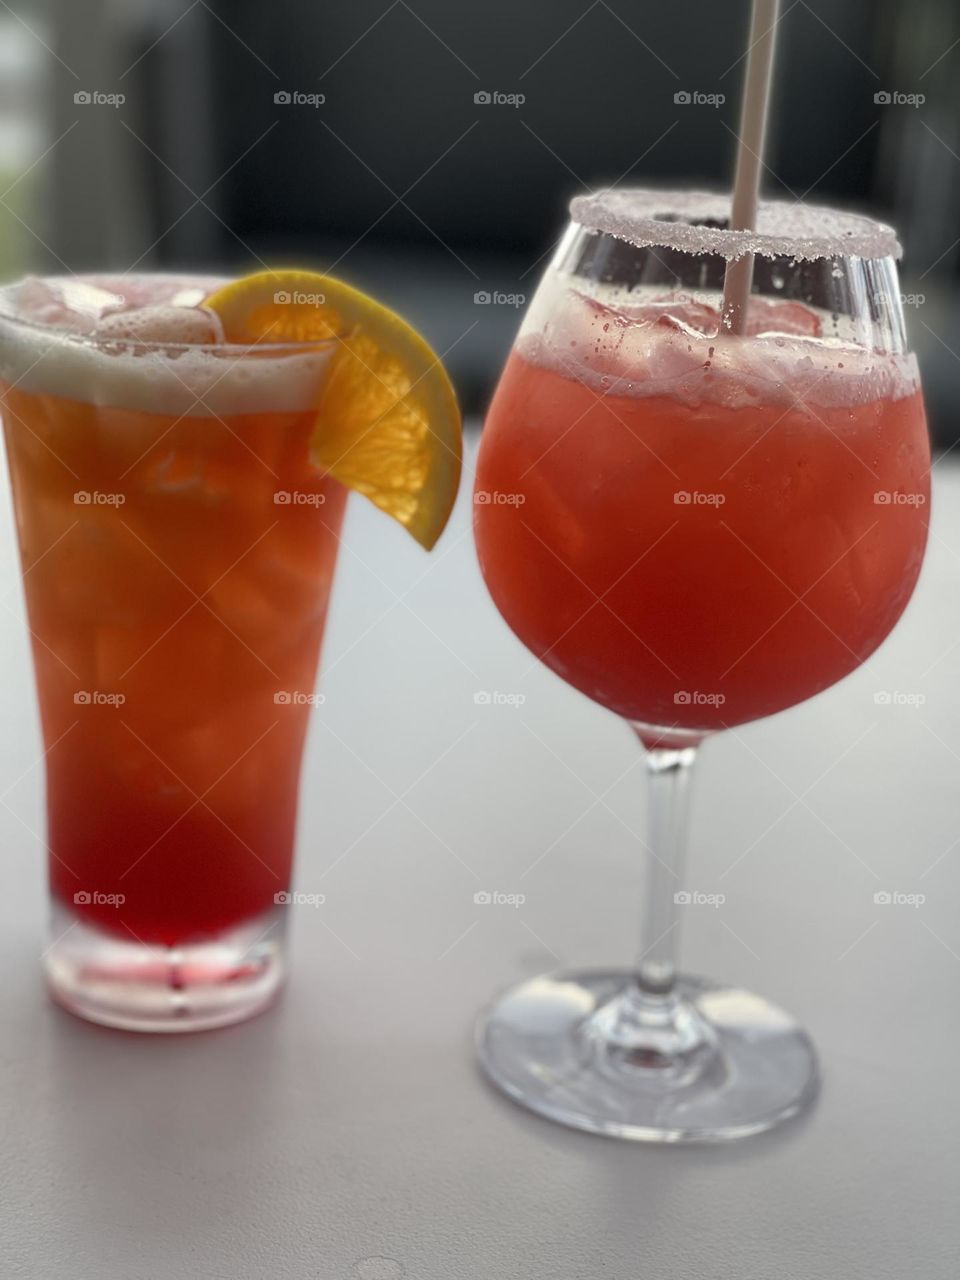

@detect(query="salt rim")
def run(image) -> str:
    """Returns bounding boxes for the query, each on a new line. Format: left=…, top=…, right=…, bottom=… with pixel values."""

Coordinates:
left=569, top=188, right=902, bottom=262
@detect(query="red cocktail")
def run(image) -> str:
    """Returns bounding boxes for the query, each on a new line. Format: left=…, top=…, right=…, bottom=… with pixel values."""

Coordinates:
left=477, top=294, right=929, bottom=734
left=473, top=190, right=930, bottom=1141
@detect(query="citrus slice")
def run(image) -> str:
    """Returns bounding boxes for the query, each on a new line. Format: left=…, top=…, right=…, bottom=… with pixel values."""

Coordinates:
left=204, top=270, right=462, bottom=550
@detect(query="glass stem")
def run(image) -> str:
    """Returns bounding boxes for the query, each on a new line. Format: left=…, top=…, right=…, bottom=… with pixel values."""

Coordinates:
left=635, top=741, right=699, bottom=998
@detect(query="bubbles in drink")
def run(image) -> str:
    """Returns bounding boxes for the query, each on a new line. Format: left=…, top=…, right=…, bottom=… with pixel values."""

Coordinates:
left=519, top=276, right=919, bottom=413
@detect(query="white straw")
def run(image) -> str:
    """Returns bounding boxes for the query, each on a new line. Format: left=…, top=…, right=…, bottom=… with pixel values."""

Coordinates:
left=720, top=0, right=782, bottom=335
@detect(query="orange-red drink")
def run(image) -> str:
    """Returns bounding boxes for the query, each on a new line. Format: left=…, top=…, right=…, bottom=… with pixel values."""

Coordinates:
left=0, top=269, right=461, bottom=1031
left=3, top=386, right=344, bottom=944
left=472, top=190, right=929, bottom=1143
left=476, top=292, right=929, bottom=734
left=0, top=276, right=345, bottom=1024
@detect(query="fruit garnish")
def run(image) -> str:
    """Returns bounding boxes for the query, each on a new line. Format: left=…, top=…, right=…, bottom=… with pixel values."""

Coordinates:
left=204, top=270, right=462, bottom=549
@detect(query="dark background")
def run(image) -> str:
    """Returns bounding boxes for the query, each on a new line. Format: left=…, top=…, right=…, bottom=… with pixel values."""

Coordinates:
left=4, top=0, right=960, bottom=436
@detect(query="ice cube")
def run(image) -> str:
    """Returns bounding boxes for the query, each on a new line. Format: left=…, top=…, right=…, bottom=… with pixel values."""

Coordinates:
left=93, top=305, right=224, bottom=346
left=14, top=276, right=125, bottom=333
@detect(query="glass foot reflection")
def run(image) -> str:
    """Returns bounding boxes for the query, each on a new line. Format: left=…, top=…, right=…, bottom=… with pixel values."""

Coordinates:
left=45, top=903, right=286, bottom=1033
left=477, top=969, right=819, bottom=1143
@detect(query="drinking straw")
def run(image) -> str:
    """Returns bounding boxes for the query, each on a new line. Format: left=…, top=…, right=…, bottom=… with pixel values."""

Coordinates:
left=720, top=0, right=782, bottom=335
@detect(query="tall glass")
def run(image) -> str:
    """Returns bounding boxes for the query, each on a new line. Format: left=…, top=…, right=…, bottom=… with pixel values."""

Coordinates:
left=473, top=190, right=930, bottom=1140
left=0, top=275, right=344, bottom=1031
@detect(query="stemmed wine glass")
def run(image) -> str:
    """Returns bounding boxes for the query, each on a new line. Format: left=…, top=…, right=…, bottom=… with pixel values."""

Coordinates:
left=473, top=189, right=930, bottom=1141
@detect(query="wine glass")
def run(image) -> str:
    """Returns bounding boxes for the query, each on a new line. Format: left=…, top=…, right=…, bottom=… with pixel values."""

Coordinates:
left=472, top=189, right=930, bottom=1141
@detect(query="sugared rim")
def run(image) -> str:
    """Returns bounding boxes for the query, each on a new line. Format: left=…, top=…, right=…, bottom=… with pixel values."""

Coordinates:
left=569, top=188, right=902, bottom=261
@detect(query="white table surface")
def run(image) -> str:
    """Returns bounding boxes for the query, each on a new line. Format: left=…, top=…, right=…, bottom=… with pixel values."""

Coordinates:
left=0, top=436, right=957, bottom=1280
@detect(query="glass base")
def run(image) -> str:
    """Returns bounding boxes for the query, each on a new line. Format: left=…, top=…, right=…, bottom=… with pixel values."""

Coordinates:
left=44, top=904, right=286, bottom=1033
left=477, top=969, right=819, bottom=1142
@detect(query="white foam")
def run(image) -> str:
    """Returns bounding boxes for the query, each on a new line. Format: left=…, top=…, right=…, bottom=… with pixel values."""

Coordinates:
left=0, top=275, right=334, bottom=416
left=522, top=283, right=919, bottom=411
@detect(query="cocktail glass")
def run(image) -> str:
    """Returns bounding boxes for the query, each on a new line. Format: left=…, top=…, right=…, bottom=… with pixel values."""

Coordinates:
left=473, top=190, right=930, bottom=1140
left=0, top=274, right=344, bottom=1031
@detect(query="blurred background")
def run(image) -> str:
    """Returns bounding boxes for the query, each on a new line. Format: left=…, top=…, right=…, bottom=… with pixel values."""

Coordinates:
left=0, top=0, right=958, bottom=438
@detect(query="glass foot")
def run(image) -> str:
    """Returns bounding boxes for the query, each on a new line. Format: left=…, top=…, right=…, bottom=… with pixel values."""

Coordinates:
left=44, top=903, right=286, bottom=1033
left=477, top=969, right=819, bottom=1142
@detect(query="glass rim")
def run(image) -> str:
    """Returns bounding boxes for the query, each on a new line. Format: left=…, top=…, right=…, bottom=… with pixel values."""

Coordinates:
left=569, top=187, right=902, bottom=262
left=0, top=272, right=340, bottom=356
